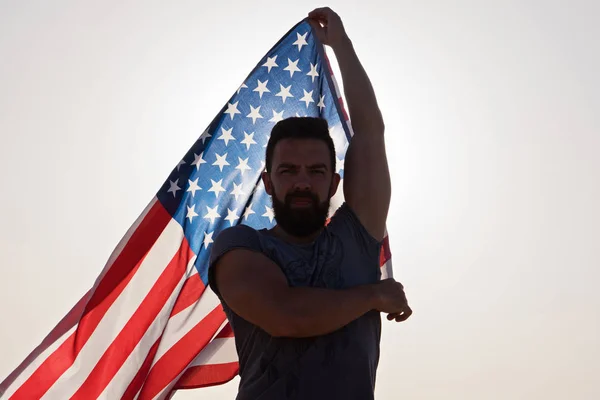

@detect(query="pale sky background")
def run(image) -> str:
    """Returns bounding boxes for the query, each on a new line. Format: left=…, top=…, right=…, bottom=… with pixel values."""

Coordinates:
left=1, top=1, right=599, bottom=399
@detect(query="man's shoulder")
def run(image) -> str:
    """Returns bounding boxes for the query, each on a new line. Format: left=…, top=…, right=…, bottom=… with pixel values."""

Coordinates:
left=208, top=224, right=265, bottom=295
left=212, top=224, right=262, bottom=252
left=215, top=223, right=257, bottom=239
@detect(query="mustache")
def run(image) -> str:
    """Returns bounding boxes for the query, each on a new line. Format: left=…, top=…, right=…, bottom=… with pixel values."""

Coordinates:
left=285, top=192, right=318, bottom=202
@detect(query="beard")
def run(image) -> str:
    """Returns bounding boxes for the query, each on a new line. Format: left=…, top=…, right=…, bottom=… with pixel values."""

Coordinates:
left=271, top=189, right=331, bottom=237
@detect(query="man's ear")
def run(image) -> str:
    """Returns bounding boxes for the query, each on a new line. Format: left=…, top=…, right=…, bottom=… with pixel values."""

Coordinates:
left=329, top=172, right=341, bottom=198
left=262, top=171, right=273, bottom=196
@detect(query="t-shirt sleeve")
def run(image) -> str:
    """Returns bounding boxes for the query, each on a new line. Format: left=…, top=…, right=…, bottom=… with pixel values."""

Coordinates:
left=207, top=224, right=263, bottom=298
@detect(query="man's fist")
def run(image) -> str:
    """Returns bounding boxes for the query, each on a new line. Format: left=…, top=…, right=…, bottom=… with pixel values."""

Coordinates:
left=373, top=278, right=413, bottom=322
left=307, top=7, right=349, bottom=49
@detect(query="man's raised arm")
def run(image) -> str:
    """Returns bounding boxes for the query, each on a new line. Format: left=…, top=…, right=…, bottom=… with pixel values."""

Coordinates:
left=309, top=8, right=391, bottom=241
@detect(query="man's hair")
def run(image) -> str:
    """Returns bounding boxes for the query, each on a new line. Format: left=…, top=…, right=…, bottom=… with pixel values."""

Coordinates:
left=265, top=117, right=336, bottom=173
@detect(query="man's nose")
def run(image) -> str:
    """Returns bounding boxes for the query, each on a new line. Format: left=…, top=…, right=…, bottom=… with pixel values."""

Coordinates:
left=293, top=181, right=311, bottom=191
left=292, top=171, right=312, bottom=191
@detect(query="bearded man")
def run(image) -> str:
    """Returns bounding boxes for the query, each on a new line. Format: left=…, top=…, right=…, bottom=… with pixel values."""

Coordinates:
left=208, top=7, right=412, bottom=400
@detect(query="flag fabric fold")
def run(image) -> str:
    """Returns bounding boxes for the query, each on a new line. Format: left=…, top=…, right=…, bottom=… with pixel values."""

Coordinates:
left=0, top=18, right=392, bottom=400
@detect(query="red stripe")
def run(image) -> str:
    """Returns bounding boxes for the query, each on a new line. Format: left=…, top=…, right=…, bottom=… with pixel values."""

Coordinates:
left=71, top=239, right=194, bottom=400
left=323, top=51, right=334, bottom=75
left=379, top=235, right=391, bottom=267
left=174, top=362, right=238, bottom=390
left=170, top=273, right=205, bottom=317
left=121, top=337, right=162, bottom=400
left=337, top=96, right=350, bottom=121
left=11, top=201, right=172, bottom=400
left=136, top=306, right=227, bottom=399
left=215, top=323, right=234, bottom=339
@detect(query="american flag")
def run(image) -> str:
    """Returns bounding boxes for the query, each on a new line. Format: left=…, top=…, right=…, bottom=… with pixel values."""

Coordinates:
left=0, top=18, right=393, bottom=399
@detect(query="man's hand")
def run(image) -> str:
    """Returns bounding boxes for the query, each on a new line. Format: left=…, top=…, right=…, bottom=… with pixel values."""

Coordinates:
left=307, top=7, right=349, bottom=49
left=373, top=278, right=413, bottom=322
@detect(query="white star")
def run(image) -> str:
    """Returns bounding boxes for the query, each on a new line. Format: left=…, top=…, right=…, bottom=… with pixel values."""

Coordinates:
left=253, top=79, right=270, bottom=98
left=307, top=62, right=319, bottom=82
left=336, top=156, right=344, bottom=173
left=208, top=178, right=226, bottom=198
left=275, top=84, right=293, bottom=103
left=284, top=58, right=301, bottom=77
left=213, top=152, right=229, bottom=172
left=167, top=179, right=180, bottom=197
left=187, top=177, right=201, bottom=197
left=237, top=82, right=248, bottom=94
left=259, top=160, right=266, bottom=171
left=293, top=32, right=308, bottom=51
left=217, top=127, right=235, bottom=146
left=224, top=101, right=241, bottom=120
left=317, top=95, right=326, bottom=111
left=191, top=152, right=206, bottom=170
left=230, top=181, right=245, bottom=201
left=243, top=204, right=255, bottom=220
left=225, top=208, right=239, bottom=226
left=263, top=134, right=270, bottom=148
left=300, top=89, right=314, bottom=108
left=241, top=131, right=257, bottom=151
left=269, top=109, right=284, bottom=123
left=262, top=55, right=278, bottom=72
left=203, top=205, right=221, bottom=224
left=199, top=129, right=212, bottom=144
left=235, top=157, right=252, bottom=176
left=186, top=205, right=199, bottom=223
left=262, top=205, right=275, bottom=223
left=247, top=105, right=263, bottom=124
left=203, top=231, right=214, bottom=248
left=176, top=159, right=186, bottom=171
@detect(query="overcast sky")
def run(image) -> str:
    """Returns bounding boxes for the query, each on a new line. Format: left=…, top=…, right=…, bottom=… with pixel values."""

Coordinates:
left=1, top=1, right=599, bottom=399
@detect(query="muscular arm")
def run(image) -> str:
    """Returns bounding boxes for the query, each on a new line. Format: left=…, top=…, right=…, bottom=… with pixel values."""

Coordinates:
left=214, top=248, right=379, bottom=338
left=335, top=39, right=390, bottom=242
left=309, top=9, right=391, bottom=241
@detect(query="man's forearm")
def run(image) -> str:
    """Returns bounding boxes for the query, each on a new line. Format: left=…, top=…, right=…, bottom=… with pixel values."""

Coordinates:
left=276, top=284, right=377, bottom=338
left=333, top=37, right=384, bottom=135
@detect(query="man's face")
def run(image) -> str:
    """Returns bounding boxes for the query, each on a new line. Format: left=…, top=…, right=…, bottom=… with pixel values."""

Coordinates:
left=263, top=138, right=340, bottom=237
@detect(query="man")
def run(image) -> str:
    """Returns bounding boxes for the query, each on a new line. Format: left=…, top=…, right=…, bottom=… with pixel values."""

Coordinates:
left=208, top=7, right=412, bottom=399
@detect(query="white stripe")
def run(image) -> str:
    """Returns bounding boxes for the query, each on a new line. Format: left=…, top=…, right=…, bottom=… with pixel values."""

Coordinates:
left=329, top=178, right=345, bottom=217
left=189, top=337, right=237, bottom=366
left=98, top=257, right=197, bottom=399
left=381, top=259, right=393, bottom=280
left=41, top=218, right=186, bottom=399
left=0, top=325, right=77, bottom=399
left=150, top=286, right=221, bottom=365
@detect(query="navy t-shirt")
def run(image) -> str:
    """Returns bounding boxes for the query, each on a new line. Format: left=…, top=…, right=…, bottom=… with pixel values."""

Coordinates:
left=208, top=202, right=383, bottom=399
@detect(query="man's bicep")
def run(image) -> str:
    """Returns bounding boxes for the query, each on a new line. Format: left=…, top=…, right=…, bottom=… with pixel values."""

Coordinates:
left=213, top=249, right=289, bottom=335
left=343, top=133, right=391, bottom=241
